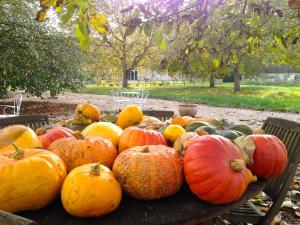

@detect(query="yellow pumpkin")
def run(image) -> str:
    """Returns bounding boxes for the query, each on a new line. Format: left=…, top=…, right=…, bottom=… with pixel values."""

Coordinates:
left=0, top=125, right=42, bottom=153
left=75, top=102, right=101, bottom=122
left=61, top=163, right=122, bottom=217
left=82, top=122, right=122, bottom=146
left=0, top=146, right=66, bottom=213
left=116, top=105, right=143, bottom=129
left=163, top=125, right=186, bottom=143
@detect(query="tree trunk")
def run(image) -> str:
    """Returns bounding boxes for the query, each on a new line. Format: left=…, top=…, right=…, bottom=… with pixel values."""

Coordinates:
left=233, top=66, right=241, bottom=92
left=209, top=74, right=215, bottom=88
left=122, top=69, right=129, bottom=88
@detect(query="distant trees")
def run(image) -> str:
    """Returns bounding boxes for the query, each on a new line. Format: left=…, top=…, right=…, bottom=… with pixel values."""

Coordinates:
left=0, top=1, right=89, bottom=98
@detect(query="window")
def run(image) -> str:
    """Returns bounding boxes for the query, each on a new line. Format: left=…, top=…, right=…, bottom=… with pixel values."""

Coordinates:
left=129, top=68, right=138, bottom=80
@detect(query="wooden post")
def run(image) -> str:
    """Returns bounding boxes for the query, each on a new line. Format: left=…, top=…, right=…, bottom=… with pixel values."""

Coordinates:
left=0, top=210, right=37, bottom=225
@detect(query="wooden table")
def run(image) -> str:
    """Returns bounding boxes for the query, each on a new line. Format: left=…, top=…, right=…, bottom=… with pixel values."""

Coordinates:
left=14, top=181, right=266, bottom=225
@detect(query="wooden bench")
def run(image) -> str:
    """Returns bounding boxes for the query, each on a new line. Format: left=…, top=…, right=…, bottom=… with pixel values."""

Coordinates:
left=143, top=110, right=173, bottom=122
left=0, top=115, right=49, bottom=130
left=222, top=117, right=300, bottom=225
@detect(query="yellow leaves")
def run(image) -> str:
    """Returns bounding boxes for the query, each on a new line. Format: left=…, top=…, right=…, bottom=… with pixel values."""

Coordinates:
left=36, top=8, right=48, bottom=22
left=91, top=13, right=109, bottom=34
left=212, top=58, right=221, bottom=68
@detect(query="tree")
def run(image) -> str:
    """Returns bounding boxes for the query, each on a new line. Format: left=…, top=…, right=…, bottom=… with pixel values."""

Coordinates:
left=0, top=0, right=89, bottom=98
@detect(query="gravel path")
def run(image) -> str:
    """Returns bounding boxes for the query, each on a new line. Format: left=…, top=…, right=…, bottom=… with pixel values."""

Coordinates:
left=7, top=92, right=298, bottom=129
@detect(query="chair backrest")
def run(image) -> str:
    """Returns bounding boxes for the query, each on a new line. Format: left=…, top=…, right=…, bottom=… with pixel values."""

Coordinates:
left=143, top=110, right=174, bottom=122
left=14, top=94, right=23, bottom=115
left=262, top=117, right=300, bottom=199
left=0, top=115, right=49, bottom=130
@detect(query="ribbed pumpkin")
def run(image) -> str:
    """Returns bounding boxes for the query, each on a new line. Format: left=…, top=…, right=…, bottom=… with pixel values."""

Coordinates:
left=61, top=163, right=122, bottom=217
left=118, top=127, right=167, bottom=153
left=48, top=134, right=117, bottom=172
left=0, top=125, right=42, bottom=153
left=37, top=127, right=74, bottom=149
left=82, top=122, right=122, bottom=146
left=75, top=102, right=101, bottom=122
left=113, top=145, right=183, bottom=200
left=184, top=135, right=254, bottom=204
left=116, top=105, right=143, bottom=129
left=236, top=135, right=288, bottom=180
left=0, top=146, right=66, bottom=213
left=139, top=116, right=164, bottom=129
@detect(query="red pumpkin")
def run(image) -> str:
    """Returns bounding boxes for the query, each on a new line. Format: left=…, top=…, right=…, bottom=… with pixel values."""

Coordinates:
left=118, top=127, right=167, bottom=153
left=248, top=135, right=287, bottom=179
left=184, top=135, right=253, bottom=204
left=37, top=127, right=74, bottom=149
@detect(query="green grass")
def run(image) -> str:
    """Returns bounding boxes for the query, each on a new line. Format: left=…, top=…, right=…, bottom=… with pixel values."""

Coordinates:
left=79, top=82, right=300, bottom=113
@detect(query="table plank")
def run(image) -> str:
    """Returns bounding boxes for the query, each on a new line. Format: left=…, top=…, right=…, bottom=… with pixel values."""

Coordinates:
left=18, top=181, right=265, bottom=225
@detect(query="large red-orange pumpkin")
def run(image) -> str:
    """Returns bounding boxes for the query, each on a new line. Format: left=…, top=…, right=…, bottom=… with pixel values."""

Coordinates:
left=184, top=135, right=253, bottom=204
left=113, top=145, right=183, bottom=200
left=37, top=127, right=74, bottom=149
left=246, top=135, right=288, bottom=179
left=118, top=127, right=167, bottom=153
left=48, top=134, right=117, bottom=172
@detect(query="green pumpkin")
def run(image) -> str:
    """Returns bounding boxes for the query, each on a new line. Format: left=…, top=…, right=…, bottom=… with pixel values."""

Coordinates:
left=198, top=126, right=217, bottom=134
left=218, top=130, right=243, bottom=141
left=185, top=122, right=211, bottom=132
left=227, top=124, right=253, bottom=135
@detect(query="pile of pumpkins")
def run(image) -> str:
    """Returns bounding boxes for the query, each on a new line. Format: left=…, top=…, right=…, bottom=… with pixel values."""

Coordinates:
left=0, top=102, right=288, bottom=218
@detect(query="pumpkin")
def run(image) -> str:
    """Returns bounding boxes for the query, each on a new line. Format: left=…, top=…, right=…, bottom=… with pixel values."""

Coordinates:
left=0, top=145, right=66, bottom=212
left=113, top=145, right=183, bottom=200
left=82, top=122, right=123, bottom=146
left=116, top=105, right=143, bottom=129
left=139, top=116, right=164, bottom=129
left=36, top=127, right=74, bottom=149
left=163, top=124, right=186, bottom=143
left=75, top=102, right=101, bottom=122
left=185, top=122, right=212, bottom=132
left=118, top=127, right=167, bottom=153
left=48, top=134, right=118, bottom=172
left=172, top=116, right=195, bottom=127
left=61, top=163, right=121, bottom=217
left=173, top=132, right=199, bottom=154
left=0, top=125, right=42, bottom=153
left=194, top=117, right=223, bottom=128
left=184, top=135, right=254, bottom=204
left=235, top=135, right=288, bottom=179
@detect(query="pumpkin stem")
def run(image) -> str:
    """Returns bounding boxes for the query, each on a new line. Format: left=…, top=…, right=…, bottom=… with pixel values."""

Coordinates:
left=142, top=147, right=150, bottom=153
left=72, top=131, right=85, bottom=140
left=90, top=163, right=101, bottom=176
left=6, top=144, right=25, bottom=160
left=36, top=127, right=47, bottom=136
left=230, top=159, right=245, bottom=172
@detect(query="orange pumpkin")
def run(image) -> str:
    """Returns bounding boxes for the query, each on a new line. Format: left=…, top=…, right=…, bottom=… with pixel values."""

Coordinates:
left=113, top=145, right=183, bottom=200
left=118, top=127, right=167, bottom=153
left=184, top=135, right=254, bottom=204
left=172, top=116, right=195, bottom=127
left=48, top=134, right=117, bottom=172
left=0, top=146, right=66, bottom=212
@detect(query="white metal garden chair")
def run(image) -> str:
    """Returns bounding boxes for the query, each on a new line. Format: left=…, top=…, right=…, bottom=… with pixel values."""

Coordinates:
left=111, top=89, right=133, bottom=110
left=133, top=90, right=149, bottom=109
left=0, top=94, right=23, bottom=117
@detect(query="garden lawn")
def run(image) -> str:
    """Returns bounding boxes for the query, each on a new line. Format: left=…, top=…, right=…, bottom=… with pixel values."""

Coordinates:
left=79, top=82, right=300, bottom=113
